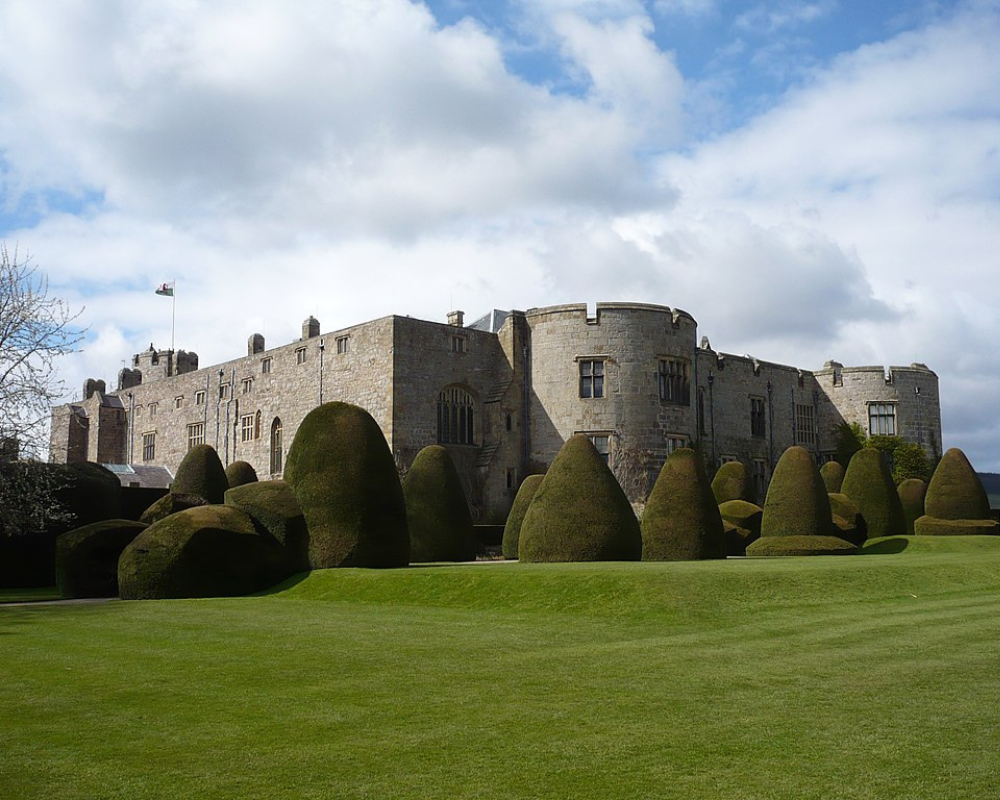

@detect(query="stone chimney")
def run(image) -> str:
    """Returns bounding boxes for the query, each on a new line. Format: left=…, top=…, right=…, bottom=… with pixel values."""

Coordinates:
left=447, top=310, right=465, bottom=327
left=248, top=333, right=265, bottom=355
left=302, top=316, right=320, bottom=339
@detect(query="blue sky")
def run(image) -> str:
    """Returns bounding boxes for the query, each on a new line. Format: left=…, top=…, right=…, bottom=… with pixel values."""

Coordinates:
left=1, top=0, right=998, bottom=468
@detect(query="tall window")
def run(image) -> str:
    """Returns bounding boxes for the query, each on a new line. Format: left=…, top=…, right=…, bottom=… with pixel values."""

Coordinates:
left=451, top=336, right=466, bottom=353
left=869, top=403, right=897, bottom=436
left=195, top=390, right=206, bottom=406
left=142, top=432, right=155, bottom=461
left=241, top=414, right=255, bottom=442
left=270, top=418, right=283, bottom=474
left=579, top=359, right=605, bottom=399
left=187, top=423, right=204, bottom=450
left=437, top=387, right=475, bottom=445
left=242, top=378, right=252, bottom=394
left=296, top=347, right=307, bottom=365
left=698, top=388, right=707, bottom=435
left=752, top=459, right=767, bottom=499
left=795, top=404, right=816, bottom=447
left=750, top=397, right=766, bottom=437
left=658, top=359, right=690, bottom=404
left=261, top=357, right=272, bottom=374
left=254, top=410, right=262, bottom=440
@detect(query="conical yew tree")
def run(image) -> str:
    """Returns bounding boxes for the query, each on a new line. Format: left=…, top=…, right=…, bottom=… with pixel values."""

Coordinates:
left=404, top=445, right=477, bottom=562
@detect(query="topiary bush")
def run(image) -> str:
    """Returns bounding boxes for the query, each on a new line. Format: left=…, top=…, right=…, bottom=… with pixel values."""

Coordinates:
left=711, top=461, right=752, bottom=504
left=841, top=448, right=905, bottom=539
left=225, top=461, right=259, bottom=488
left=171, top=444, right=229, bottom=504
left=284, top=401, right=409, bottom=568
left=403, top=445, right=477, bottom=563
left=746, top=535, right=857, bottom=556
left=56, top=520, right=147, bottom=598
left=519, top=434, right=641, bottom=563
left=898, top=478, right=927, bottom=536
left=501, top=475, right=543, bottom=560
left=642, top=448, right=726, bottom=561
left=139, top=492, right=210, bottom=525
left=118, top=505, right=292, bottom=599
left=914, top=448, right=999, bottom=536
left=828, top=492, right=867, bottom=547
left=820, top=461, right=845, bottom=494
left=225, top=479, right=309, bottom=573
left=718, top=499, right=763, bottom=556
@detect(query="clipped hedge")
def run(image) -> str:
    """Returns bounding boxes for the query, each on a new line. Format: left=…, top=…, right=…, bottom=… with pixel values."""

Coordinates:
left=284, top=402, right=409, bottom=568
left=139, top=492, right=210, bottom=525
left=924, top=448, right=991, bottom=521
left=224, top=479, right=309, bottom=573
left=913, top=516, right=1000, bottom=536
left=711, top=461, right=752, bottom=504
left=225, top=461, right=259, bottom=489
left=642, top=448, right=726, bottom=561
left=820, top=461, right=845, bottom=494
left=828, top=492, right=867, bottom=547
left=519, top=434, right=641, bottom=563
left=841, top=448, right=905, bottom=539
left=760, top=446, right=837, bottom=539
left=746, top=535, right=858, bottom=557
left=403, top=446, right=477, bottom=563
left=501, top=475, right=543, bottom=559
left=898, top=478, right=928, bottom=536
left=171, top=444, right=229, bottom=504
left=56, top=520, right=147, bottom=598
left=118, top=505, right=291, bottom=600
left=718, top=499, right=762, bottom=556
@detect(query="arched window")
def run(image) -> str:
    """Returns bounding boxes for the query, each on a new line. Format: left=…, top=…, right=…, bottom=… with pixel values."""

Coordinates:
left=254, top=410, right=262, bottom=440
left=270, top=417, right=283, bottom=474
left=437, top=387, right=475, bottom=445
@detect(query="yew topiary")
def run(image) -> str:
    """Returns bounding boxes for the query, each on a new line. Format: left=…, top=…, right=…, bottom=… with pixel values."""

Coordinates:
left=841, top=448, right=905, bottom=539
left=897, top=478, right=927, bottom=536
left=171, top=444, right=229, bottom=504
left=718, top=499, right=762, bottom=556
left=118, top=505, right=291, bottom=599
left=820, top=461, right=845, bottom=494
left=519, top=434, right=641, bottom=563
left=501, top=475, right=543, bottom=560
left=225, top=479, right=309, bottom=573
left=711, top=461, right=753, bottom=504
left=915, top=448, right=999, bottom=536
left=140, top=492, right=210, bottom=525
left=225, top=461, right=259, bottom=488
left=403, top=445, right=477, bottom=563
left=56, top=520, right=147, bottom=598
left=284, top=401, right=409, bottom=568
left=746, top=535, right=857, bottom=556
left=828, top=492, right=867, bottom=547
left=642, top=448, right=726, bottom=561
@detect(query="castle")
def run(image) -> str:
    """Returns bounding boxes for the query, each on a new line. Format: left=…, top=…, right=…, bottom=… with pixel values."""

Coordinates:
left=49, top=302, right=942, bottom=521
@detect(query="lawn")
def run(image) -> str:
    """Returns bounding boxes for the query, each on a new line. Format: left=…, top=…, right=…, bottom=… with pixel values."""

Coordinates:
left=3, top=537, right=1000, bottom=799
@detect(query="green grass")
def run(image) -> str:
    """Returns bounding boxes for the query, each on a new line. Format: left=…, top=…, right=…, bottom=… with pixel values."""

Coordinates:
left=0, top=586, right=59, bottom=603
left=4, top=539, right=1000, bottom=799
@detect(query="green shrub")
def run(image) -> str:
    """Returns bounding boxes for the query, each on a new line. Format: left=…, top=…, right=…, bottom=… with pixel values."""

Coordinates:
left=828, top=492, right=867, bottom=547
left=171, top=444, right=229, bottom=504
left=820, top=462, right=845, bottom=494
left=746, top=535, right=858, bottom=556
left=924, top=448, right=991, bottom=521
left=718, top=499, right=762, bottom=556
left=403, top=446, right=477, bottom=563
left=56, top=520, right=147, bottom=598
left=841, top=448, right=905, bottom=539
left=501, top=475, right=543, bottom=559
left=913, top=516, right=1000, bottom=536
left=711, top=461, right=752, bottom=504
left=225, top=461, right=259, bottom=488
left=642, top=448, right=726, bottom=561
left=760, top=446, right=838, bottom=539
left=139, top=492, right=209, bottom=525
left=284, top=402, right=409, bottom=568
left=833, top=421, right=865, bottom=468
left=898, top=479, right=928, bottom=536
left=519, top=434, right=641, bottom=563
left=118, top=505, right=291, bottom=600
left=225, top=480, right=309, bottom=573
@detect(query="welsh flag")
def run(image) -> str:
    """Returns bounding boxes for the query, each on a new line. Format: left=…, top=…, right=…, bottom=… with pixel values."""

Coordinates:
left=155, top=282, right=174, bottom=297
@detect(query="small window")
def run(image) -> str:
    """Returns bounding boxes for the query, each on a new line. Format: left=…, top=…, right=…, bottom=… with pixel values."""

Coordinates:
left=869, top=403, right=897, bottom=436
left=579, top=359, right=605, bottom=399
left=336, top=336, right=349, bottom=354
left=506, top=469, right=517, bottom=490
left=219, top=383, right=229, bottom=401
left=261, top=357, right=272, bottom=374
left=658, top=359, right=690, bottom=404
left=451, top=336, right=466, bottom=353
left=720, top=455, right=739, bottom=464
left=666, top=436, right=687, bottom=455
left=752, top=459, right=767, bottom=499
left=142, top=432, right=156, bottom=461
left=174, top=396, right=183, bottom=410
left=795, top=404, right=816, bottom=447
left=149, top=403, right=157, bottom=417
left=187, top=423, right=205, bottom=450
left=750, top=397, right=766, bottom=437
left=241, top=414, right=255, bottom=443
left=505, top=413, right=512, bottom=432
left=242, top=378, right=252, bottom=395
left=296, top=347, right=307, bottom=365
left=195, top=390, right=206, bottom=406
left=587, top=434, right=611, bottom=464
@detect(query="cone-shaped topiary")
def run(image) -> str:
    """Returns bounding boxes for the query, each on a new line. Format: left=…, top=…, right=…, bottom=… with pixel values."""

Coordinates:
left=820, top=461, right=845, bottom=494
left=718, top=499, right=762, bottom=556
left=403, top=445, right=477, bottom=563
left=828, top=492, right=867, bottom=547
left=171, top=444, right=229, bottom=504
left=139, top=492, right=210, bottom=525
left=284, top=401, right=409, bottom=568
left=841, top=448, right=905, bottom=539
left=56, top=520, right=147, bottom=598
left=643, top=448, right=726, bottom=561
left=118, top=505, right=291, bottom=599
left=897, top=478, right=927, bottom=536
left=751, top=446, right=856, bottom=556
left=711, top=461, right=753, bottom=504
left=501, top=475, right=543, bottom=559
left=225, top=479, right=309, bottom=573
left=519, top=434, right=641, bottom=562
left=225, top=461, right=258, bottom=488
left=915, top=448, right=999, bottom=536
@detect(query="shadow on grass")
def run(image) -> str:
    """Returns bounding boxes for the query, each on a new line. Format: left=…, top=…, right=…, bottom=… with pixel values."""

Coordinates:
left=861, top=536, right=910, bottom=555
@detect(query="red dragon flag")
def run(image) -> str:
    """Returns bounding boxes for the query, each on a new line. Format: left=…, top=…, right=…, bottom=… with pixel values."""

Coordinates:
left=155, top=282, right=175, bottom=297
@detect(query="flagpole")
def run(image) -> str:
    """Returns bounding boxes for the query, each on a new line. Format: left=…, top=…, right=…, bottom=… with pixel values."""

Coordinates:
left=171, top=279, right=176, bottom=354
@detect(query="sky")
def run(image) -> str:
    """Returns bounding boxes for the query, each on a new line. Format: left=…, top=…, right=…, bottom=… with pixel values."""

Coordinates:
left=1, top=0, right=998, bottom=468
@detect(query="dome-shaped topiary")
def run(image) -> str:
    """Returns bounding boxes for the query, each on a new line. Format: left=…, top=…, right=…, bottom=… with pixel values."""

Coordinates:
left=642, top=448, right=726, bottom=561
left=841, top=448, right=905, bottom=539
left=225, top=479, right=309, bottom=573
left=711, top=461, right=753, bottom=504
left=118, top=505, right=291, bottom=599
left=140, top=492, right=210, bottom=525
left=403, top=445, right=477, bottom=563
left=718, top=499, right=762, bottom=556
left=171, top=444, right=229, bottom=504
left=284, top=401, right=409, bottom=568
left=519, top=434, right=641, bottom=563
left=56, top=520, right=147, bottom=598
left=828, top=492, right=867, bottom=547
left=501, top=475, right=543, bottom=560
left=897, top=478, right=927, bottom=536
left=915, top=448, right=999, bottom=536
left=225, top=461, right=259, bottom=488
left=820, top=461, right=845, bottom=494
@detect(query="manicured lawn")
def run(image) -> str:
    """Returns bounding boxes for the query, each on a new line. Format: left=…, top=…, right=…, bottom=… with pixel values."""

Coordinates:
left=3, top=539, right=1000, bottom=799
left=0, top=586, right=59, bottom=603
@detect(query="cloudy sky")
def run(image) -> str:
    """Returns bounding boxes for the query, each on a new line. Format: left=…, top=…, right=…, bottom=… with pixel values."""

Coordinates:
left=1, top=0, right=998, bottom=468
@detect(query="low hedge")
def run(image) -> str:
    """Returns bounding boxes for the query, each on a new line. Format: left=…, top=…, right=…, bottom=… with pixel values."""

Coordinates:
left=746, top=535, right=858, bottom=557
left=718, top=499, right=762, bottom=556
left=56, top=520, right=147, bottom=598
left=898, top=479, right=928, bottom=536
left=224, top=479, right=309, bottom=573
left=913, top=516, right=1000, bottom=536
left=140, top=492, right=210, bottom=525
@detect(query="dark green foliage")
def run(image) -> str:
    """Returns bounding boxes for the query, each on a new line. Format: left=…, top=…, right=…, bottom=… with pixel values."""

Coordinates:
left=913, top=516, right=1000, bottom=536
left=56, top=520, right=146, bottom=598
left=833, top=422, right=865, bottom=468
left=866, top=436, right=931, bottom=484
left=711, top=461, right=753, bottom=504
left=139, top=492, right=209, bottom=525
left=828, top=492, right=867, bottom=547
left=120, top=487, right=167, bottom=521
left=760, top=446, right=838, bottom=539
left=171, top=444, right=229, bottom=504
left=519, top=434, right=641, bottom=563
left=745, top=535, right=858, bottom=556
left=718, top=499, right=762, bottom=556
left=820, top=461, right=844, bottom=494
left=225, top=480, right=309, bottom=573
left=284, top=402, right=409, bottom=568
left=118, top=505, right=292, bottom=599
left=898, top=479, right=928, bottom=536
left=225, top=461, right=259, bottom=488
left=403, top=445, right=477, bottom=563
left=924, top=448, right=991, bottom=521
left=642, top=448, right=726, bottom=561
left=841, top=448, right=905, bottom=539
left=501, top=475, right=543, bottom=559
